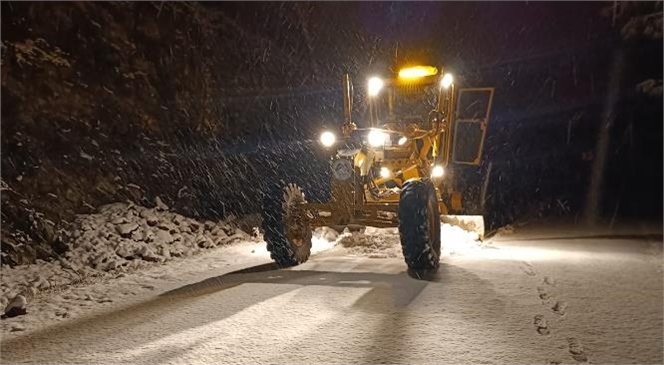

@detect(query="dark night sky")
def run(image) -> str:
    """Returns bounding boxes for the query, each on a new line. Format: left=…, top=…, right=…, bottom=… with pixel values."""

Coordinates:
left=213, top=2, right=617, bottom=79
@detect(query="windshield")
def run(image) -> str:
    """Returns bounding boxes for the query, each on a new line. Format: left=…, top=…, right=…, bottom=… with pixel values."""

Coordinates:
left=372, top=81, right=439, bottom=126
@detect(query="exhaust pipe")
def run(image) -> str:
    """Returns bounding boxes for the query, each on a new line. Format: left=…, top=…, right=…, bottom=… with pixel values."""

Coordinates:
left=342, top=73, right=355, bottom=136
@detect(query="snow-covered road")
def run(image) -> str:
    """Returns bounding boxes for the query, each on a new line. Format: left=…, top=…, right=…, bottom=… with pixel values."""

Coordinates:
left=1, top=224, right=662, bottom=365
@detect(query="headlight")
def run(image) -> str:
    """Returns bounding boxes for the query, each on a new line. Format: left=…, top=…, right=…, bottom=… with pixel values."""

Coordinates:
left=431, top=165, right=444, bottom=178
left=367, top=129, right=388, bottom=147
left=380, top=167, right=391, bottom=178
left=441, top=73, right=453, bottom=89
left=320, top=131, right=336, bottom=147
left=397, top=136, right=408, bottom=146
left=368, top=77, right=384, bottom=97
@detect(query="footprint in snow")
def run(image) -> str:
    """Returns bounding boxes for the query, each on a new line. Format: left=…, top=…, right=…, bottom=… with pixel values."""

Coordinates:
left=543, top=276, right=557, bottom=286
left=533, top=314, right=550, bottom=335
left=567, top=337, right=589, bottom=362
left=552, top=301, right=567, bottom=316
left=537, top=286, right=551, bottom=303
left=55, top=310, right=70, bottom=318
left=520, top=261, right=537, bottom=276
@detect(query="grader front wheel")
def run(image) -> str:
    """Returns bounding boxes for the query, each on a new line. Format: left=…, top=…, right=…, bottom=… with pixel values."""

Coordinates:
left=261, top=183, right=312, bottom=267
left=398, top=179, right=441, bottom=279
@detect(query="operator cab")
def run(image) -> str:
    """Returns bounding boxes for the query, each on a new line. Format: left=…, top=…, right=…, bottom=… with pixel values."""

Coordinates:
left=367, top=66, right=446, bottom=131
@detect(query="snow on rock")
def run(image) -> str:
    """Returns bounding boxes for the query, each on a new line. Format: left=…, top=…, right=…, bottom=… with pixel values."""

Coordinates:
left=0, top=202, right=251, bottom=317
left=2, top=295, right=27, bottom=319
left=139, top=209, right=159, bottom=226
left=154, top=196, right=169, bottom=211
left=116, top=222, right=139, bottom=237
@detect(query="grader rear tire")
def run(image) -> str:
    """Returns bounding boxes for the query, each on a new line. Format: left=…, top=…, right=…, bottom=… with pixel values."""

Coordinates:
left=261, top=183, right=312, bottom=267
left=398, top=179, right=441, bottom=279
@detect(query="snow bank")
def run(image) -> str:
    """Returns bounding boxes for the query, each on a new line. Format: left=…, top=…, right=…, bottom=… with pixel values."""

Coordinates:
left=311, top=227, right=342, bottom=254
left=330, top=222, right=485, bottom=259
left=1, top=200, right=256, bottom=314
left=440, top=223, right=487, bottom=257
left=338, top=227, right=403, bottom=258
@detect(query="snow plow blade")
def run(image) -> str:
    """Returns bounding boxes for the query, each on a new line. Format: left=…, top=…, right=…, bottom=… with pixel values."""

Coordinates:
left=440, top=215, right=485, bottom=240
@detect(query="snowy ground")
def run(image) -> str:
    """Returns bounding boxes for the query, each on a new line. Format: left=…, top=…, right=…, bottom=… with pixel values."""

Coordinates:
left=1, top=213, right=662, bottom=364
left=0, top=201, right=338, bottom=334
left=1, top=200, right=260, bottom=317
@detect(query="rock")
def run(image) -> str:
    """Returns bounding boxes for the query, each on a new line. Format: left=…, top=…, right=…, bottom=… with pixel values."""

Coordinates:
left=100, top=258, right=121, bottom=271
left=39, top=220, right=57, bottom=244
left=139, top=209, right=159, bottom=226
left=155, top=196, right=169, bottom=211
left=2, top=295, right=27, bottom=319
left=210, top=227, right=228, bottom=238
left=142, top=230, right=155, bottom=243
left=55, top=310, right=69, bottom=318
left=156, top=219, right=173, bottom=230
left=116, top=222, right=139, bottom=237
left=160, top=246, right=171, bottom=259
left=111, top=217, right=129, bottom=225
left=142, top=254, right=161, bottom=263
left=10, top=324, right=26, bottom=332
left=131, top=228, right=148, bottom=242
left=116, top=245, right=134, bottom=259
left=169, top=245, right=184, bottom=257
left=189, top=222, right=200, bottom=232
left=220, top=225, right=235, bottom=236
left=138, top=246, right=161, bottom=262
left=196, top=235, right=215, bottom=248
left=154, top=230, right=174, bottom=245
left=171, top=215, right=185, bottom=226
left=213, top=237, right=227, bottom=246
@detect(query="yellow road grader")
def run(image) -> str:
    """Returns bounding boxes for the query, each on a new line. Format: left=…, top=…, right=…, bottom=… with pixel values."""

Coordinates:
left=262, top=65, right=494, bottom=278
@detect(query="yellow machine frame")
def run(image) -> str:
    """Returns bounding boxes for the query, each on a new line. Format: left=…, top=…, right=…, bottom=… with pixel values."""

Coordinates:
left=307, top=66, right=494, bottom=232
